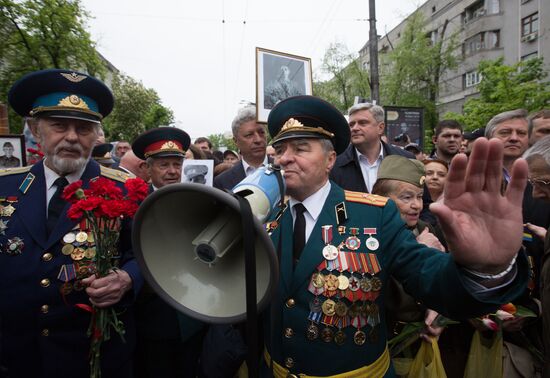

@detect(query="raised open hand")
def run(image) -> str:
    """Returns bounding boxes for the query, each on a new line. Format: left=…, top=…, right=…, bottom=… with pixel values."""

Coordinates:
left=430, top=138, right=527, bottom=274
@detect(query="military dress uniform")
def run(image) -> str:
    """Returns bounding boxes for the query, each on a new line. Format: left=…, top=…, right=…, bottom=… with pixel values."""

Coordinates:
left=132, top=127, right=205, bottom=378
left=0, top=155, right=20, bottom=168
left=261, top=95, right=528, bottom=378
left=0, top=161, right=141, bottom=377
left=0, top=68, right=144, bottom=378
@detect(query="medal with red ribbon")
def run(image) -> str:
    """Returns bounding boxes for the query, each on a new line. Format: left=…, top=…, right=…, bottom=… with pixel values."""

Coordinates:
left=363, top=227, right=379, bottom=251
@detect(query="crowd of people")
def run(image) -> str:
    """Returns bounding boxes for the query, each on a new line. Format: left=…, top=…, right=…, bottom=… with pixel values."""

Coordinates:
left=0, top=68, right=549, bottom=378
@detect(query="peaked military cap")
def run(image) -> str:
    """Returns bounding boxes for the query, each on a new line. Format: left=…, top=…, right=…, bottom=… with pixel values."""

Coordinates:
left=267, top=95, right=350, bottom=154
left=92, top=143, right=114, bottom=157
left=132, top=127, right=191, bottom=160
left=464, top=127, right=485, bottom=141
left=377, top=155, right=426, bottom=188
left=8, top=69, right=114, bottom=123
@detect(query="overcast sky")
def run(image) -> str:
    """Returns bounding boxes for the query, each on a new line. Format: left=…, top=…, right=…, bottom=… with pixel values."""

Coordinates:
left=82, top=0, right=421, bottom=141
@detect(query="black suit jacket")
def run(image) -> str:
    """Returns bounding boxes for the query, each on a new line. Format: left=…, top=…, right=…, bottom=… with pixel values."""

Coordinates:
left=330, top=141, right=415, bottom=192
left=213, top=161, right=246, bottom=190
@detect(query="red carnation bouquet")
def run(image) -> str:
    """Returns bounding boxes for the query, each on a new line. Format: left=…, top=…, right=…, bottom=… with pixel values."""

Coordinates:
left=63, top=177, right=148, bottom=378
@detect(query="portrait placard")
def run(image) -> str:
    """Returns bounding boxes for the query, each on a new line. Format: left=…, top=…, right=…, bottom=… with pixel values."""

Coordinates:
left=181, top=159, right=214, bottom=187
left=384, top=106, right=424, bottom=148
left=256, top=47, right=312, bottom=123
left=0, top=135, right=26, bottom=168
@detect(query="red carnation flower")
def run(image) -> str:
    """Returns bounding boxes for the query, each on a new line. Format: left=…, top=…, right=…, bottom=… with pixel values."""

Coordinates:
left=67, top=205, right=84, bottom=220
left=79, top=197, right=103, bottom=212
left=99, top=200, right=126, bottom=218
left=63, top=180, right=83, bottom=202
left=90, top=177, right=122, bottom=199
left=125, top=178, right=149, bottom=202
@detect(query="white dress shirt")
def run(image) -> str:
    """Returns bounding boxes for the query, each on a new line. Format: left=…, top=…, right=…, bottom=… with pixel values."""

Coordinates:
left=288, top=180, right=331, bottom=243
left=44, top=160, right=86, bottom=211
left=355, top=142, right=384, bottom=193
left=242, top=156, right=268, bottom=177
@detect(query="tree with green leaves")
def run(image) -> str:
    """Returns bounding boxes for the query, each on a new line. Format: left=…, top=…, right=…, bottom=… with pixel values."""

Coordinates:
left=101, top=73, right=174, bottom=142
left=0, top=0, right=106, bottom=133
left=380, top=11, right=459, bottom=147
left=445, top=58, right=550, bottom=130
left=313, top=42, right=371, bottom=113
left=207, top=133, right=237, bottom=151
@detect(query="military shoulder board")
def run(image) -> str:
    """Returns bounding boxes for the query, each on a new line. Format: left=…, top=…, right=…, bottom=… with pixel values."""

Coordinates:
left=100, top=166, right=131, bottom=182
left=344, top=190, right=388, bottom=207
left=0, top=166, right=32, bottom=177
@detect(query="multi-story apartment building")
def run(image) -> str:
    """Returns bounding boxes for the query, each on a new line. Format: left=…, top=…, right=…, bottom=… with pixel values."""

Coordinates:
left=359, top=0, right=549, bottom=115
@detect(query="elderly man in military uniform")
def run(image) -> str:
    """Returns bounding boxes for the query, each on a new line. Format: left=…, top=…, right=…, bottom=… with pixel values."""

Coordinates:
left=132, top=127, right=206, bottom=378
left=0, top=142, right=21, bottom=168
left=0, top=69, right=143, bottom=377
left=133, top=127, right=190, bottom=192
left=262, top=95, right=528, bottom=377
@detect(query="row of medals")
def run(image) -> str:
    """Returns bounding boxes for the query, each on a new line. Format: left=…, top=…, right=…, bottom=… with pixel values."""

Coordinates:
left=306, top=232, right=382, bottom=346
left=58, top=230, right=98, bottom=294
left=0, top=200, right=24, bottom=254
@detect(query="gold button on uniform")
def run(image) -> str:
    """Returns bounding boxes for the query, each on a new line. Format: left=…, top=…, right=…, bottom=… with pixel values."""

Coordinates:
left=41, top=329, right=49, bottom=336
left=40, top=305, right=49, bottom=314
left=285, top=298, right=295, bottom=308
left=40, top=278, right=50, bottom=287
left=284, top=357, right=294, bottom=369
left=284, top=328, right=294, bottom=338
left=42, top=253, right=53, bottom=262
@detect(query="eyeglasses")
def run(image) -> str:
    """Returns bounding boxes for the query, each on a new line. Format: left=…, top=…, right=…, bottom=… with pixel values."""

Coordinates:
left=528, top=178, right=550, bottom=188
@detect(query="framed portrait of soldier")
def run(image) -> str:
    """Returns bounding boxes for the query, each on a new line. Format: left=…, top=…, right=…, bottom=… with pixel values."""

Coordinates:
left=0, top=135, right=26, bottom=168
left=256, top=47, right=312, bottom=123
left=181, top=159, right=214, bottom=187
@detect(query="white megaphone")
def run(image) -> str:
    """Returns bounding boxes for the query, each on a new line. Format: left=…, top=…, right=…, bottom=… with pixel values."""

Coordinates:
left=132, top=164, right=285, bottom=324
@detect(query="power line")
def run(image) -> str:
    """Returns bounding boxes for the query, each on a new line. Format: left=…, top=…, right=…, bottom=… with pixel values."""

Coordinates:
left=232, top=0, right=249, bottom=110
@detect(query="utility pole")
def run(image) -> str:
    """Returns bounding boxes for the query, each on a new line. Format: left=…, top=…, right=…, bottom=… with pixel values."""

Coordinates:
left=368, top=0, right=380, bottom=104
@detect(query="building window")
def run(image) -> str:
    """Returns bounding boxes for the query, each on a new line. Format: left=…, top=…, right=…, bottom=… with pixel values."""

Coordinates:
left=464, top=30, right=500, bottom=56
left=522, top=13, right=539, bottom=36
left=486, top=30, right=500, bottom=48
left=486, top=0, right=500, bottom=14
left=464, top=71, right=483, bottom=88
left=464, top=0, right=499, bottom=24
left=521, top=52, right=538, bottom=61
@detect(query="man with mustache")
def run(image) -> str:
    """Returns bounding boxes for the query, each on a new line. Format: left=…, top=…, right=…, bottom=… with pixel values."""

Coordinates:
left=0, top=69, right=142, bottom=377
left=263, top=95, right=527, bottom=377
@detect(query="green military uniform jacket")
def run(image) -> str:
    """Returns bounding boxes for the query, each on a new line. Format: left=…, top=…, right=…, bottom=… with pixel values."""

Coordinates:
left=265, top=182, right=528, bottom=377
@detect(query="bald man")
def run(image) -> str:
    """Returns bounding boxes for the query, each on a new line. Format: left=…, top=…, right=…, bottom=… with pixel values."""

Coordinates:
left=119, top=150, right=150, bottom=182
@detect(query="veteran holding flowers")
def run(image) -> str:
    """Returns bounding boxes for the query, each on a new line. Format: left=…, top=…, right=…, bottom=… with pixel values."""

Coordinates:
left=262, top=96, right=528, bottom=377
left=0, top=69, right=143, bottom=378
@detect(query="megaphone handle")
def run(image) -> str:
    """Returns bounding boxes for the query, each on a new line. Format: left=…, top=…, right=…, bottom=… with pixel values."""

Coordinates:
left=236, top=195, right=260, bottom=378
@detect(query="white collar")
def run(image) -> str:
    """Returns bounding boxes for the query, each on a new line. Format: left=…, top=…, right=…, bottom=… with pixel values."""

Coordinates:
left=355, top=141, right=384, bottom=163
left=242, top=155, right=268, bottom=173
left=43, top=159, right=87, bottom=190
left=288, top=180, right=331, bottom=221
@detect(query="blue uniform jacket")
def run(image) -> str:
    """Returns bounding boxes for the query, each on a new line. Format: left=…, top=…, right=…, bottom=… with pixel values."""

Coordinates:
left=0, top=160, right=143, bottom=378
left=265, top=182, right=527, bottom=377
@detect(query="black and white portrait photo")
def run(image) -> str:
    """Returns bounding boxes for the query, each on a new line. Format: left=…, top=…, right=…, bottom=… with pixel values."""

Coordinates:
left=0, top=135, right=26, bottom=168
left=256, top=48, right=312, bottom=123
left=181, top=159, right=214, bottom=186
